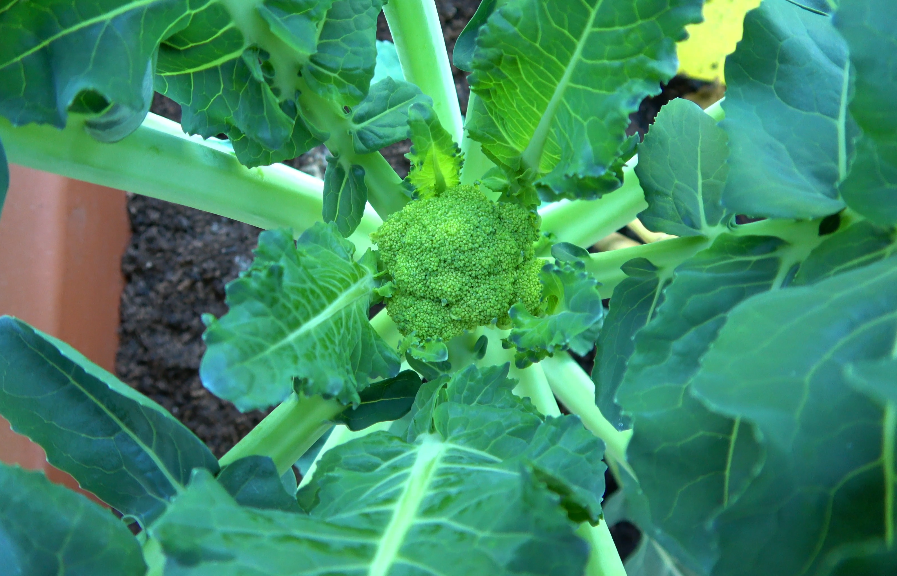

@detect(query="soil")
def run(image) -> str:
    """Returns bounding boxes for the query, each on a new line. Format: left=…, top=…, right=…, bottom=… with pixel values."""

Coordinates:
left=117, top=0, right=710, bottom=558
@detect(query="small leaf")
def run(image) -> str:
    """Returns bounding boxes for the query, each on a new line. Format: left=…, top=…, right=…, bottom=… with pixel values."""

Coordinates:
left=0, top=463, right=146, bottom=576
left=676, top=0, right=763, bottom=82
left=835, top=0, right=897, bottom=226
left=452, top=0, right=497, bottom=71
left=404, top=102, right=463, bottom=198
left=322, top=157, right=367, bottom=237
left=258, top=0, right=335, bottom=59
left=350, top=78, right=431, bottom=154
left=217, top=456, right=301, bottom=512
left=792, top=219, right=897, bottom=286
left=371, top=40, right=404, bottom=85
left=201, top=225, right=401, bottom=411
left=507, top=260, right=605, bottom=368
left=636, top=99, right=731, bottom=237
left=551, top=242, right=591, bottom=263
left=333, top=370, right=422, bottom=431
left=721, top=0, right=853, bottom=219
left=0, top=317, right=219, bottom=526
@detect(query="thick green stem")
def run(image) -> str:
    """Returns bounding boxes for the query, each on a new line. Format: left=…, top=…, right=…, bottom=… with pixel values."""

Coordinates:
left=538, top=163, right=647, bottom=250
left=577, top=521, right=628, bottom=576
left=460, top=94, right=497, bottom=185
left=0, top=114, right=380, bottom=252
left=585, top=236, right=710, bottom=294
left=511, top=363, right=562, bottom=417
left=539, top=353, right=633, bottom=476
left=383, top=0, right=464, bottom=143
left=219, top=393, right=345, bottom=475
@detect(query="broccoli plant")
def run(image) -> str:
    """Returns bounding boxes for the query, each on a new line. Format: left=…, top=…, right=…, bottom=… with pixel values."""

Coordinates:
left=0, top=0, right=896, bottom=575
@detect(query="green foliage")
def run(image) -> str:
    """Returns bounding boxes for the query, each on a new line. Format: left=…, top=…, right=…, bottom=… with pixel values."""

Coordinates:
left=201, top=224, right=400, bottom=410
left=372, top=184, right=541, bottom=341
left=404, top=102, right=464, bottom=198
left=321, top=156, right=367, bottom=236
left=0, top=462, right=146, bottom=576
left=216, top=456, right=301, bottom=512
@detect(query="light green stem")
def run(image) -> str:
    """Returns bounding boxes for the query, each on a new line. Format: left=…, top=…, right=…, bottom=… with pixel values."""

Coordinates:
left=538, top=163, right=647, bottom=250
left=0, top=114, right=381, bottom=253
left=460, top=93, right=497, bottom=185
left=539, top=353, right=633, bottom=476
left=383, top=0, right=464, bottom=143
left=511, top=363, right=562, bottom=417
left=577, top=520, right=628, bottom=576
left=218, top=393, right=346, bottom=475
left=585, top=236, right=710, bottom=295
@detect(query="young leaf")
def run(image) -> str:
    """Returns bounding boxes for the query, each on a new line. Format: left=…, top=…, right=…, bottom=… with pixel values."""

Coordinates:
left=467, top=0, right=703, bottom=201
left=592, top=258, right=671, bottom=432
left=452, top=0, right=497, bottom=71
left=404, top=102, right=463, bottom=198
left=0, top=317, right=219, bottom=526
left=216, top=456, right=301, bottom=513
left=835, top=0, right=897, bottom=226
left=322, top=157, right=368, bottom=237
left=333, top=370, right=422, bottom=431
left=617, top=234, right=804, bottom=571
left=201, top=225, right=401, bottom=411
left=690, top=258, right=897, bottom=576
left=635, top=99, right=732, bottom=237
left=350, top=78, right=432, bottom=154
left=0, top=0, right=189, bottom=130
left=507, top=259, right=605, bottom=368
left=257, top=0, right=336, bottom=59
left=791, top=219, right=897, bottom=286
left=721, top=0, right=853, bottom=219
left=0, top=463, right=146, bottom=576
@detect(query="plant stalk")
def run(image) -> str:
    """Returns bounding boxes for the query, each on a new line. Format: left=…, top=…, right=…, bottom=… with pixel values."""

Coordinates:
left=585, top=236, right=710, bottom=295
left=539, top=353, right=633, bottom=476
left=218, top=393, right=345, bottom=475
left=383, top=0, right=464, bottom=144
left=0, top=114, right=381, bottom=252
left=577, top=521, right=628, bottom=576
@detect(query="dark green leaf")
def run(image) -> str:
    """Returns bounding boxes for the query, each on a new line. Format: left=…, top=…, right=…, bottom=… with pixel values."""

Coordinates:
left=690, top=258, right=897, bottom=576
left=0, top=0, right=190, bottom=129
left=635, top=99, right=731, bottom=237
left=201, top=225, right=401, bottom=411
left=721, top=0, right=852, bottom=219
left=0, top=463, right=146, bottom=576
left=835, top=0, right=897, bottom=226
left=350, top=78, right=431, bottom=154
left=389, top=377, right=447, bottom=441
left=216, top=456, right=301, bottom=513
left=617, top=234, right=804, bottom=571
left=821, top=544, right=897, bottom=576
left=452, top=0, right=497, bottom=71
left=258, top=0, right=335, bottom=59
left=0, top=317, right=219, bottom=525
left=551, top=242, right=591, bottom=263
left=405, top=102, right=463, bottom=198
left=593, top=258, right=670, bottom=431
left=792, top=219, right=897, bottom=286
left=508, top=259, right=604, bottom=367
left=302, top=0, right=384, bottom=106
left=467, top=0, right=703, bottom=201
left=0, top=136, right=7, bottom=219
left=333, top=370, right=422, bottom=431
left=296, top=426, right=333, bottom=476
left=322, top=157, right=368, bottom=236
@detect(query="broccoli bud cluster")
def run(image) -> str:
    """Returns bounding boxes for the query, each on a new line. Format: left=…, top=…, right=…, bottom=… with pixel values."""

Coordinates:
left=372, top=184, right=543, bottom=341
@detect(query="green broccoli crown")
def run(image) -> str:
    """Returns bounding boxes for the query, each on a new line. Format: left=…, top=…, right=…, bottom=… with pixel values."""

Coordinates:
left=372, top=184, right=543, bottom=341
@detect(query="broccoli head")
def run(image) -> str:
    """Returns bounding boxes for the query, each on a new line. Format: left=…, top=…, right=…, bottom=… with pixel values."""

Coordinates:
left=372, top=184, right=543, bottom=341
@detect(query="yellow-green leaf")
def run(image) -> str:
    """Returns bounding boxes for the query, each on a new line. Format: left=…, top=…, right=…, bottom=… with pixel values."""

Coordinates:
left=677, top=0, right=762, bottom=82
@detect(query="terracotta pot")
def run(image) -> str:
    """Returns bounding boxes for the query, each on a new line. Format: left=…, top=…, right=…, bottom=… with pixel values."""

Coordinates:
left=0, top=164, right=130, bottom=497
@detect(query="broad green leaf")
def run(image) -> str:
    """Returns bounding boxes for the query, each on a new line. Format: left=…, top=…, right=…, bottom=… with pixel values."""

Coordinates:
left=0, top=0, right=190, bottom=129
left=592, top=258, right=670, bottom=432
left=625, top=537, right=701, bottom=576
left=405, top=102, right=463, bottom=198
left=302, top=0, right=384, bottom=106
left=635, top=99, right=731, bottom=237
left=322, top=157, right=368, bottom=236
left=507, top=259, right=605, bottom=368
left=676, top=0, right=763, bottom=82
left=201, top=225, right=400, bottom=411
left=0, top=136, right=7, bottom=219
left=721, top=0, right=852, bottom=219
left=467, top=0, right=703, bottom=201
left=371, top=40, right=404, bottom=85
left=835, top=0, right=897, bottom=226
left=452, top=0, right=498, bottom=71
left=257, top=0, right=335, bottom=59
left=690, top=258, right=897, bottom=576
left=216, top=456, right=301, bottom=513
left=822, top=546, right=897, bottom=576
left=617, top=234, right=804, bottom=571
left=0, top=317, right=219, bottom=526
left=791, top=219, right=897, bottom=286
left=333, top=370, right=422, bottom=431
left=0, top=463, right=145, bottom=576
left=350, top=78, right=431, bottom=154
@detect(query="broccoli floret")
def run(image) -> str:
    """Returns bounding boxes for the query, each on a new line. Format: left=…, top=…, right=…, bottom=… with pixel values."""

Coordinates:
left=372, top=184, right=543, bottom=341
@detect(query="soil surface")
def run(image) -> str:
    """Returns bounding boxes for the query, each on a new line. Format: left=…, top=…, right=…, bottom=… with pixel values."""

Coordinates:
left=117, top=0, right=710, bottom=557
